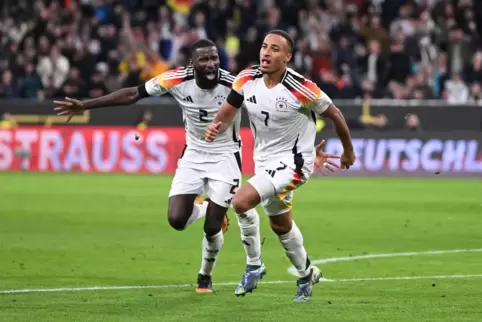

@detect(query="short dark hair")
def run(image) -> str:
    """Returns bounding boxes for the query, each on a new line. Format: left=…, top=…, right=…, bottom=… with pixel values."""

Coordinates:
left=267, top=29, right=294, bottom=53
left=190, top=39, right=216, bottom=57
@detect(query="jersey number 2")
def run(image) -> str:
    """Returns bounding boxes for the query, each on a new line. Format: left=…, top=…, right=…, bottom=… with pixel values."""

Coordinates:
left=261, top=111, right=270, bottom=126
left=199, top=109, right=208, bottom=122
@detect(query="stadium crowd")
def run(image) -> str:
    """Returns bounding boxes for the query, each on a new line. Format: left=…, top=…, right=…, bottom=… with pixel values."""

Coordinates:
left=0, top=0, right=482, bottom=103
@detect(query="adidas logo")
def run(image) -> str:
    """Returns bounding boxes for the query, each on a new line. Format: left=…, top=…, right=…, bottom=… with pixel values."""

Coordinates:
left=247, top=96, right=257, bottom=104
left=182, top=96, right=193, bottom=103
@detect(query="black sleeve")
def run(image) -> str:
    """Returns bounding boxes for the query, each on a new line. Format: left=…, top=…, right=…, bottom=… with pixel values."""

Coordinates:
left=137, top=84, right=149, bottom=98
left=226, top=89, right=244, bottom=109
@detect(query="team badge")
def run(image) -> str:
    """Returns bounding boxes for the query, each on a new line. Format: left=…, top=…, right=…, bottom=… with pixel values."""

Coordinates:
left=275, top=97, right=288, bottom=112
left=214, top=95, right=225, bottom=106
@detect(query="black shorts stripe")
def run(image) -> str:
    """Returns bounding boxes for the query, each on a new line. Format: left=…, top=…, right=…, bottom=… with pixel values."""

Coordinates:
left=234, top=151, right=242, bottom=172
left=292, top=136, right=304, bottom=175
left=180, top=145, right=187, bottom=159
left=232, top=125, right=241, bottom=148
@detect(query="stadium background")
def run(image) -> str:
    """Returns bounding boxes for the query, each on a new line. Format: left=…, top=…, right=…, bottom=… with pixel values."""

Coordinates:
left=0, top=0, right=481, bottom=176
left=1, top=1, right=482, bottom=321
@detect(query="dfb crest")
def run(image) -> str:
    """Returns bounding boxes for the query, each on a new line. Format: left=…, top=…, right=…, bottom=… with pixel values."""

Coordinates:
left=214, top=95, right=226, bottom=107
left=275, top=97, right=288, bottom=112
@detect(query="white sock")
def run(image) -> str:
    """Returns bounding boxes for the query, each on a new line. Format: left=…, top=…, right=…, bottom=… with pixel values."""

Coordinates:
left=236, top=208, right=262, bottom=266
left=186, top=201, right=208, bottom=227
left=199, top=230, right=224, bottom=276
left=278, top=221, right=312, bottom=278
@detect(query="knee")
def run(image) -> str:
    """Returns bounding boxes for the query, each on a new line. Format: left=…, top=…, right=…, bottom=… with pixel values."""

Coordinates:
left=167, top=211, right=187, bottom=231
left=204, top=218, right=222, bottom=237
left=232, top=194, right=250, bottom=215
left=269, top=217, right=292, bottom=235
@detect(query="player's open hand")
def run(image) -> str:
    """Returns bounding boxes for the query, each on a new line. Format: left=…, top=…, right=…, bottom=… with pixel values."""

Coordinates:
left=205, top=121, right=222, bottom=142
left=314, top=140, right=341, bottom=175
left=53, top=97, right=85, bottom=122
left=341, top=148, right=356, bottom=170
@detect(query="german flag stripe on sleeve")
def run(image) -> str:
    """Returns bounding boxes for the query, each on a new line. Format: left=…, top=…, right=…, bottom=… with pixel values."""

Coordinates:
left=283, top=73, right=323, bottom=106
left=158, top=66, right=194, bottom=89
left=232, top=66, right=261, bottom=93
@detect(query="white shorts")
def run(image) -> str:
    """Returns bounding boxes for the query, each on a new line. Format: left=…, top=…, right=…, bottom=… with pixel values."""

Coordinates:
left=248, top=156, right=314, bottom=216
left=169, top=147, right=242, bottom=208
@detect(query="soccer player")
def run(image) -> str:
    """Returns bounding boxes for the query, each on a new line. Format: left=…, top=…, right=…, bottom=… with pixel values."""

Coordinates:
left=53, top=39, right=264, bottom=294
left=205, top=30, right=356, bottom=302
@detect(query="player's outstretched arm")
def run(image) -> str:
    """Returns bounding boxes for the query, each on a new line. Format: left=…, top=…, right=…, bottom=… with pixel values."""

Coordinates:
left=321, top=104, right=356, bottom=169
left=54, top=86, right=149, bottom=121
left=54, top=70, right=175, bottom=121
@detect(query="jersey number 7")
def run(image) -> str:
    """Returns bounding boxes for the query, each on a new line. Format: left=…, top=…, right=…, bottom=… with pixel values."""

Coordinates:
left=261, top=110, right=269, bottom=126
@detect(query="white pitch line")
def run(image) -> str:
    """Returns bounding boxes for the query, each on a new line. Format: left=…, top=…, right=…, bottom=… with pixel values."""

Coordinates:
left=2, top=274, right=482, bottom=295
left=287, top=248, right=482, bottom=276
left=2, top=248, right=482, bottom=295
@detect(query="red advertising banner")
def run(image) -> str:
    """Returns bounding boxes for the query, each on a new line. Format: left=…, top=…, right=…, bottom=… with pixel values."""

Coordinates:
left=0, top=126, right=481, bottom=177
left=0, top=126, right=255, bottom=174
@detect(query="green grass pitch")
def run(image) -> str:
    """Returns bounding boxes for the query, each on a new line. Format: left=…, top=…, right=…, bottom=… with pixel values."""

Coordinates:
left=1, top=172, right=481, bottom=321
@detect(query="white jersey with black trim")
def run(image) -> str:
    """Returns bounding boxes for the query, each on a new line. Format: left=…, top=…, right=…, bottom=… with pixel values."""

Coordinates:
left=231, top=65, right=332, bottom=165
left=145, top=66, right=241, bottom=154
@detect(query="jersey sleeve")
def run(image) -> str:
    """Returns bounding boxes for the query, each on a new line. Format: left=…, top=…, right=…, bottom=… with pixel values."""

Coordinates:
left=308, top=85, right=333, bottom=114
left=232, top=68, right=253, bottom=95
left=227, top=67, right=257, bottom=109
left=297, top=80, right=332, bottom=114
left=144, top=68, right=187, bottom=96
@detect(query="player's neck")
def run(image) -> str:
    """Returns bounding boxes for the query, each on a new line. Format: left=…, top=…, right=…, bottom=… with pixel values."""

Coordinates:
left=263, top=68, right=287, bottom=89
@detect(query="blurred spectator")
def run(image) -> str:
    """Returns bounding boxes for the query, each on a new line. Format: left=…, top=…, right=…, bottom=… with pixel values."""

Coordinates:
left=464, top=51, right=482, bottom=85
left=88, top=69, right=109, bottom=98
left=0, top=0, right=480, bottom=102
left=444, top=72, right=470, bottom=104
left=359, top=14, right=390, bottom=51
left=21, top=64, right=44, bottom=99
left=446, top=25, right=474, bottom=75
left=137, top=108, right=153, bottom=130
left=360, top=39, right=388, bottom=90
left=37, top=46, right=70, bottom=89
left=56, top=67, right=86, bottom=99
left=469, top=82, right=482, bottom=104
left=406, top=114, right=422, bottom=132
left=0, top=70, right=20, bottom=98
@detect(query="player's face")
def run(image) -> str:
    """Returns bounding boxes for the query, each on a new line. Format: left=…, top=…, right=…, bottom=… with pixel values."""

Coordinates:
left=260, top=34, right=292, bottom=74
left=192, top=46, right=220, bottom=81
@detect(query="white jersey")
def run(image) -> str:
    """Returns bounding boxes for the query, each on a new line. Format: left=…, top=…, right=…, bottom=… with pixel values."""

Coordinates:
left=145, top=66, right=241, bottom=154
left=232, top=65, right=332, bottom=166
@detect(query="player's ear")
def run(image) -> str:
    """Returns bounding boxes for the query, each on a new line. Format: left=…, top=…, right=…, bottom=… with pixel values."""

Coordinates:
left=285, top=53, right=292, bottom=63
left=189, top=58, right=194, bottom=66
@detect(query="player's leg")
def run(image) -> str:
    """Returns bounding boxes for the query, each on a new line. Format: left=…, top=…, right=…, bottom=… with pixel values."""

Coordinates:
left=211, top=152, right=265, bottom=296
left=195, top=179, right=233, bottom=293
left=242, top=163, right=321, bottom=302
left=167, top=166, right=207, bottom=231
left=267, top=206, right=322, bottom=303
left=230, top=184, right=266, bottom=296
left=194, top=195, right=230, bottom=233
left=195, top=200, right=228, bottom=293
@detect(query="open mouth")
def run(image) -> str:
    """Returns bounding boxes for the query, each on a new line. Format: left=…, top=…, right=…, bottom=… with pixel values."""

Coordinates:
left=204, top=70, right=217, bottom=80
left=261, top=58, right=271, bottom=68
